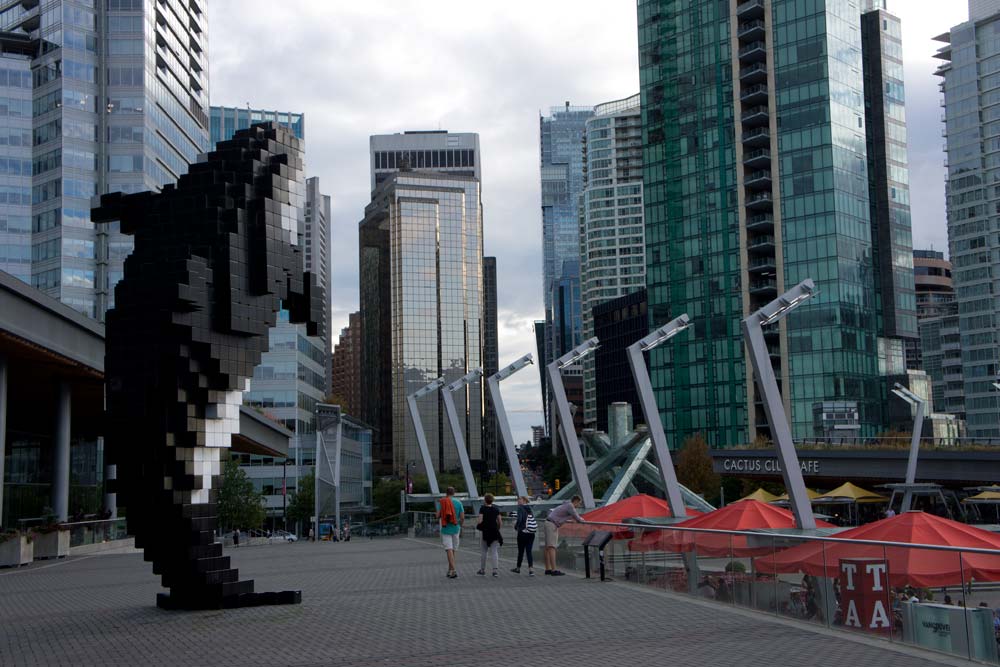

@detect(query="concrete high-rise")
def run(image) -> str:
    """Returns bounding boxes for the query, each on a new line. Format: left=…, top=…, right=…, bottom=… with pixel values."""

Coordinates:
left=539, top=103, right=593, bottom=425
left=912, top=250, right=963, bottom=419
left=936, top=5, right=1000, bottom=437
left=637, top=0, right=917, bottom=446
left=359, top=160, right=484, bottom=476
left=0, top=0, right=210, bottom=320
left=579, top=94, right=645, bottom=426
left=331, top=311, right=362, bottom=418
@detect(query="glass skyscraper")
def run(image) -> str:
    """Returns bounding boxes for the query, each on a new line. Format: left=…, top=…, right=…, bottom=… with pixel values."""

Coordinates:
left=359, top=171, right=484, bottom=477
left=580, top=93, right=646, bottom=426
left=935, top=0, right=1000, bottom=438
left=209, top=105, right=304, bottom=147
left=539, top=102, right=593, bottom=428
left=637, top=0, right=916, bottom=447
left=0, top=0, right=210, bottom=319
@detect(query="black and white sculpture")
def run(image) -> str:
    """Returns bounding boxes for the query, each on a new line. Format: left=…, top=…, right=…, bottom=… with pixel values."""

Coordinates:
left=93, top=123, right=323, bottom=609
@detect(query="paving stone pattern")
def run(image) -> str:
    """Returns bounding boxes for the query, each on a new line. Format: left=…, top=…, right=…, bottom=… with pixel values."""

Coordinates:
left=0, top=538, right=965, bottom=666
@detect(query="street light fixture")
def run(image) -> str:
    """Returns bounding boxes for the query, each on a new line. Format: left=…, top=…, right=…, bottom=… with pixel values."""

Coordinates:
left=441, top=368, right=483, bottom=498
left=486, top=354, right=533, bottom=498
left=546, top=337, right=599, bottom=508
left=742, top=278, right=817, bottom=530
left=406, top=377, right=445, bottom=495
left=890, top=382, right=926, bottom=511
left=627, top=314, right=691, bottom=518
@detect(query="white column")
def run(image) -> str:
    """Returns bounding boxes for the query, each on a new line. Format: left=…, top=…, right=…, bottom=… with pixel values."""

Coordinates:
left=53, top=381, right=71, bottom=522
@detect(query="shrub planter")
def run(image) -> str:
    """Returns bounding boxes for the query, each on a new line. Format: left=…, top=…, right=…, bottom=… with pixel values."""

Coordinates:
left=0, top=535, right=34, bottom=567
left=32, top=529, right=70, bottom=560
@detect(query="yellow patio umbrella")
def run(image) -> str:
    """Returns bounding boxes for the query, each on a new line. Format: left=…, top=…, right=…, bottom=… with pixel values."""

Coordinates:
left=814, top=481, right=888, bottom=504
left=963, top=491, right=1000, bottom=503
left=772, top=488, right=822, bottom=502
left=739, top=487, right=780, bottom=503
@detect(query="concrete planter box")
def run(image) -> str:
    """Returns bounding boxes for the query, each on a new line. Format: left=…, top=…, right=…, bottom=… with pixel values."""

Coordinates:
left=32, top=529, right=70, bottom=560
left=0, top=535, right=34, bottom=567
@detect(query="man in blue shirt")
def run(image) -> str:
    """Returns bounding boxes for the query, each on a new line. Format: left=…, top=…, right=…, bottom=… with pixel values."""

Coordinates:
left=436, top=486, right=465, bottom=579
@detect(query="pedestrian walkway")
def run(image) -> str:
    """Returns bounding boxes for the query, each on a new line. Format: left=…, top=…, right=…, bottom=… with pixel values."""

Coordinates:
left=0, top=537, right=971, bottom=666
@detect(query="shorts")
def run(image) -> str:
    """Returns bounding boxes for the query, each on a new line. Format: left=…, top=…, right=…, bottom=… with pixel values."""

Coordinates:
left=441, top=532, right=460, bottom=550
left=543, top=520, right=559, bottom=547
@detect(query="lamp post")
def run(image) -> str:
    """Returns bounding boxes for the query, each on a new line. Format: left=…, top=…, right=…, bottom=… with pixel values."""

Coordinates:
left=742, top=278, right=817, bottom=530
left=627, top=314, right=692, bottom=518
left=546, top=337, right=600, bottom=508
left=890, top=383, right=926, bottom=512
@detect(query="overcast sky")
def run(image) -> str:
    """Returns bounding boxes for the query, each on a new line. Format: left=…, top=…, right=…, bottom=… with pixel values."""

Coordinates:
left=209, top=1, right=969, bottom=445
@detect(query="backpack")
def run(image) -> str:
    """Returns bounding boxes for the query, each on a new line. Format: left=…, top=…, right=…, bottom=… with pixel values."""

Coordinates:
left=439, top=497, right=457, bottom=527
left=523, top=512, right=537, bottom=534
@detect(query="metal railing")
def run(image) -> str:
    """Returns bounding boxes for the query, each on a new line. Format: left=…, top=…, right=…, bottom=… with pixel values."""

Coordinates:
left=59, top=518, right=128, bottom=548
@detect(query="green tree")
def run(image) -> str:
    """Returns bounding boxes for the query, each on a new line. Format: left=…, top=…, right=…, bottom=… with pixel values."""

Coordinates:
left=218, top=459, right=265, bottom=531
left=676, top=432, right=720, bottom=503
left=285, top=474, right=315, bottom=527
left=372, top=478, right=404, bottom=520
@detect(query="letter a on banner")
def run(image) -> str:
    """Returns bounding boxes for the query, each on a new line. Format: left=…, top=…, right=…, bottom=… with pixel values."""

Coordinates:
left=844, top=600, right=861, bottom=628
left=869, top=600, right=891, bottom=629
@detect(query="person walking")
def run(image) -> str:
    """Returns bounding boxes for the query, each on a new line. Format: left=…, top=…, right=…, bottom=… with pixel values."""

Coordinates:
left=477, top=493, right=503, bottom=577
left=511, top=496, right=537, bottom=576
left=233, top=528, right=240, bottom=548
left=436, top=486, right=465, bottom=579
left=543, top=495, right=586, bottom=576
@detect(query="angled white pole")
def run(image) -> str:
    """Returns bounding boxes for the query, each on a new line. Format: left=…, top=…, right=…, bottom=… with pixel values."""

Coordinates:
left=442, top=369, right=482, bottom=498
left=627, top=314, right=692, bottom=518
left=891, top=383, right=926, bottom=512
left=406, top=378, right=445, bottom=495
left=486, top=354, right=532, bottom=498
left=742, top=279, right=817, bottom=530
left=546, top=337, right=599, bottom=508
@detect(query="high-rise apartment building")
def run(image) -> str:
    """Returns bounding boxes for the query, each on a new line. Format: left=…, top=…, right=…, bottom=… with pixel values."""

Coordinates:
left=936, top=5, right=1000, bottom=437
left=0, top=0, right=210, bottom=319
left=539, top=102, right=593, bottom=423
left=482, top=256, right=499, bottom=473
left=331, top=311, right=362, bottom=417
left=579, top=94, right=645, bottom=426
left=305, top=175, right=331, bottom=385
left=359, top=168, right=484, bottom=476
left=912, top=250, right=963, bottom=419
left=637, top=0, right=917, bottom=447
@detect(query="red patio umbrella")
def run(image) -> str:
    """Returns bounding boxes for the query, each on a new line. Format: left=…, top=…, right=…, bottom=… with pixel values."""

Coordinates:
left=629, top=500, right=834, bottom=557
left=753, top=511, right=1000, bottom=588
left=560, top=494, right=700, bottom=539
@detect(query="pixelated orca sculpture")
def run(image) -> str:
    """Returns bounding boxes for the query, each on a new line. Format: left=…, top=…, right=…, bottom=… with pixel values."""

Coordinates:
left=93, top=123, right=323, bottom=610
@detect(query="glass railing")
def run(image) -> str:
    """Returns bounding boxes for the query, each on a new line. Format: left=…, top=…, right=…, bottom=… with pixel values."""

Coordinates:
left=553, top=519, right=1000, bottom=664
left=60, top=518, right=128, bottom=548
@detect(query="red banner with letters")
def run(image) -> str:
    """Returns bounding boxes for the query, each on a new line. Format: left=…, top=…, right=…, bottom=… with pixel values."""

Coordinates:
left=839, top=558, right=893, bottom=637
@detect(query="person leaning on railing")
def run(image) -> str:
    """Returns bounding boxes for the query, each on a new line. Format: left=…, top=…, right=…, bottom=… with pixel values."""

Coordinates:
left=542, top=495, right=586, bottom=577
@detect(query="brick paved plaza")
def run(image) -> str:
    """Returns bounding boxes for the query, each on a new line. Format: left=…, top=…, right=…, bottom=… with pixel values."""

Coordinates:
left=0, top=537, right=972, bottom=666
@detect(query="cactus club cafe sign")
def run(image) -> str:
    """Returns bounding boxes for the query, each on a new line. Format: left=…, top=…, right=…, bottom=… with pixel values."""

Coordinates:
left=720, top=457, right=821, bottom=475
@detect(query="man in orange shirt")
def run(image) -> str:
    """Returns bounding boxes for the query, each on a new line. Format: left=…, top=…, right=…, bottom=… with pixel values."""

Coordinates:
left=436, top=487, right=465, bottom=578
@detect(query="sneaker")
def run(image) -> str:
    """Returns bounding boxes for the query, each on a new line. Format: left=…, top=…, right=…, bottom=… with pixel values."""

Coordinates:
left=528, top=569, right=535, bottom=577
left=550, top=570, right=566, bottom=576
left=476, top=569, right=485, bottom=576
left=544, top=570, right=553, bottom=576
left=510, top=567, right=520, bottom=574
left=447, top=571, right=457, bottom=579
left=492, top=570, right=499, bottom=577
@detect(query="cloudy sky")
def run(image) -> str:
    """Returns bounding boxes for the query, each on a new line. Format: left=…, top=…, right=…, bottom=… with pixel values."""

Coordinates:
left=209, top=1, right=968, bottom=444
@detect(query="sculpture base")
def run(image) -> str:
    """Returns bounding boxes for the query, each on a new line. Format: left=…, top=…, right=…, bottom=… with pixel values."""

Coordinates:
left=156, top=589, right=301, bottom=610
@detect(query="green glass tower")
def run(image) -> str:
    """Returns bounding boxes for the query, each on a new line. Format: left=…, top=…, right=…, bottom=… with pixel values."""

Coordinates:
left=638, top=0, right=916, bottom=447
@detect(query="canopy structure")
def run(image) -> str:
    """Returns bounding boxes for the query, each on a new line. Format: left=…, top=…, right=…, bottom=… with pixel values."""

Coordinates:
left=813, top=482, right=887, bottom=504
left=740, top=488, right=780, bottom=503
left=561, top=493, right=701, bottom=539
left=963, top=491, right=1000, bottom=504
left=754, top=511, right=1000, bottom=588
left=629, top=500, right=834, bottom=557
left=771, top=488, right=822, bottom=503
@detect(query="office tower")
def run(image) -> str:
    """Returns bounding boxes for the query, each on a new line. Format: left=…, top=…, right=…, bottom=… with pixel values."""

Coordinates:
left=579, top=94, right=645, bottom=426
left=637, top=0, right=917, bottom=446
left=210, top=106, right=304, bottom=147
left=331, top=311, right=362, bottom=417
left=592, top=289, right=647, bottom=434
left=936, top=3, right=1000, bottom=437
left=0, top=0, right=210, bottom=319
left=359, top=170, right=484, bottom=476
left=911, top=250, right=963, bottom=420
left=369, top=130, right=479, bottom=192
left=305, top=176, right=331, bottom=389
left=539, top=102, right=593, bottom=424
left=531, top=425, right=545, bottom=448
left=482, top=256, right=499, bottom=473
